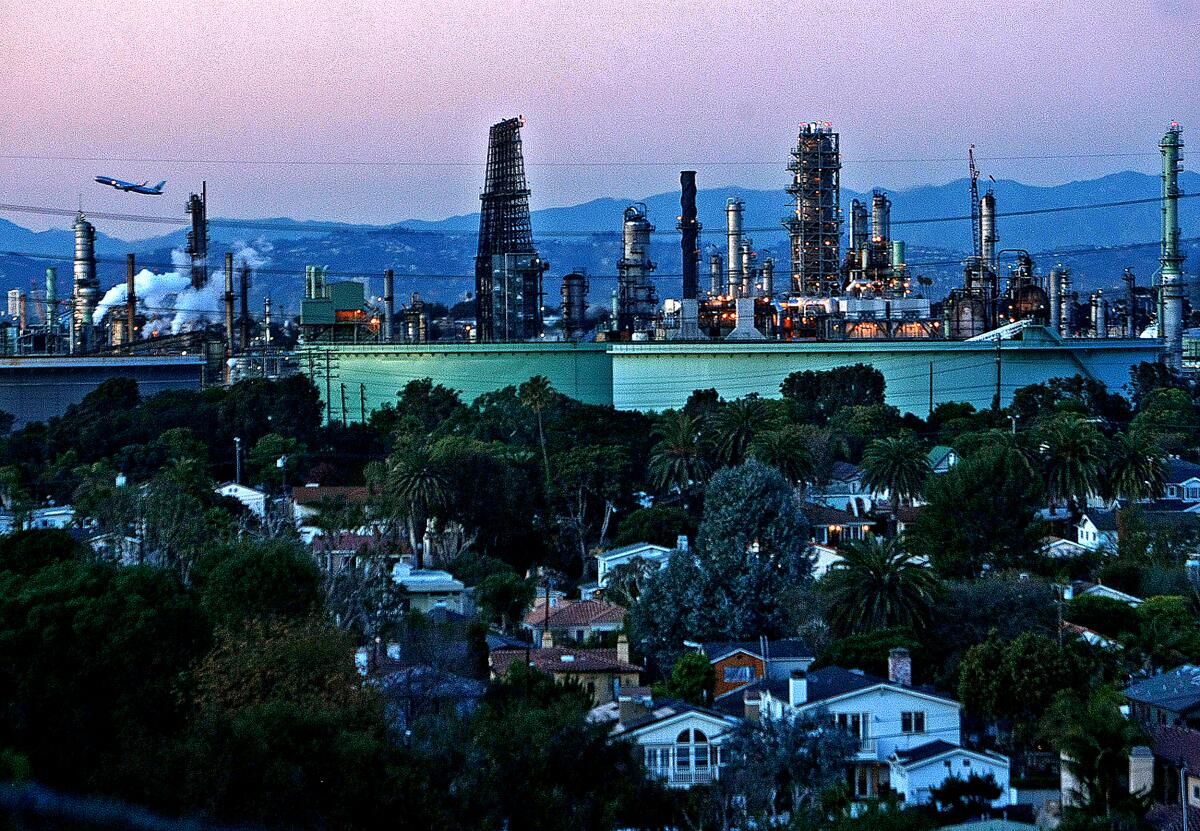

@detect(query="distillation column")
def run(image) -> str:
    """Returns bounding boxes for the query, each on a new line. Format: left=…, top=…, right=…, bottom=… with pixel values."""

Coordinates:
left=726, top=198, right=744, bottom=298
left=1160, top=124, right=1185, bottom=369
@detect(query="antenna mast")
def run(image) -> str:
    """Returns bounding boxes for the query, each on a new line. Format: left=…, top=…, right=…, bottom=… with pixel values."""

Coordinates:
left=969, top=145, right=982, bottom=260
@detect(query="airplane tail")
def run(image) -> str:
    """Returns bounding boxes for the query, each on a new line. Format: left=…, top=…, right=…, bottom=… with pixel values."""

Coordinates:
left=154, top=181, right=166, bottom=192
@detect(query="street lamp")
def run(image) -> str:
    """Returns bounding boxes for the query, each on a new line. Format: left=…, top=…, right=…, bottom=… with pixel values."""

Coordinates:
left=233, top=437, right=242, bottom=484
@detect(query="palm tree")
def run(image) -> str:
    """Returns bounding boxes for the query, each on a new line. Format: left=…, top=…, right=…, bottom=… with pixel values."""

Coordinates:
left=748, top=426, right=816, bottom=488
left=1038, top=415, right=1106, bottom=514
left=822, top=536, right=942, bottom=637
left=712, top=396, right=778, bottom=465
left=387, top=442, right=448, bottom=568
left=519, top=375, right=555, bottom=485
left=1104, top=430, right=1167, bottom=504
left=649, top=411, right=709, bottom=496
left=861, top=435, right=931, bottom=534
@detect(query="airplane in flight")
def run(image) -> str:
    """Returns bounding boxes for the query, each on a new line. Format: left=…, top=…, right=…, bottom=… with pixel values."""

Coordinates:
left=94, top=176, right=166, bottom=195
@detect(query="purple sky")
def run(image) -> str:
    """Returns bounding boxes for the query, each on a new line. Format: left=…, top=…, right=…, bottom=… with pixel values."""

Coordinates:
left=2, top=0, right=1198, bottom=235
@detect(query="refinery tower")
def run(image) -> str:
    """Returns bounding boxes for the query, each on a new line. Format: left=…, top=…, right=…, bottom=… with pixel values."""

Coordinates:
left=474, top=117, right=547, bottom=342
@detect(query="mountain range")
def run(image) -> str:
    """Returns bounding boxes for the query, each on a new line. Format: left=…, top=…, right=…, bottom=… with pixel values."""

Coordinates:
left=1, top=170, right=1197, bottom=312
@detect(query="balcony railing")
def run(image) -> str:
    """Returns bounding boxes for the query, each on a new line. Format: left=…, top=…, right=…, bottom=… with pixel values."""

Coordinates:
left=649, top=767, right=718, bottom=787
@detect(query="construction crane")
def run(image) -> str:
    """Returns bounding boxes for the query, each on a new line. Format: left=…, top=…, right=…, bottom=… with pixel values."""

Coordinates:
left=968, top=144, right=982, bottom=261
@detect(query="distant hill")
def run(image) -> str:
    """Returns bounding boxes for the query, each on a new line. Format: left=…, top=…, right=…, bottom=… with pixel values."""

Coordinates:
left=1, top=170, right=1197, bottom=311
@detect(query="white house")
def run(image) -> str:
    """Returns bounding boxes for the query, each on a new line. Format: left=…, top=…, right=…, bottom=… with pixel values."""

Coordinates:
left=1064, top=580, right=1143, bottom=607
left=594, top=540, right=674, bottom=589
left=808, top=462, right=876, bottom=516
left=889, top=740, right=1011, bottom=807
left=756, top=648, right=1009, bottom=803
left=0, top=504, right=76, bottom=533
left=215, top=482, right=268, bottom=520
left=607, top=689, right=741, bottom=788
left=1076, top=511, right=1118, bottom=552
left=392, top=562, right=468, bottom=615
left=927, top=446, right=959, bottom=475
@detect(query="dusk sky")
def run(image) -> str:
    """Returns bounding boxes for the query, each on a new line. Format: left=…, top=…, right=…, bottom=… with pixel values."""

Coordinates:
left=2, top=0, right=1198, bottom=236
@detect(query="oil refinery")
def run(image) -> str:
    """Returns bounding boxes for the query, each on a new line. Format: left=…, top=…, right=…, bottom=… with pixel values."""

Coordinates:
left=0, top=120, right=1189, bottom=424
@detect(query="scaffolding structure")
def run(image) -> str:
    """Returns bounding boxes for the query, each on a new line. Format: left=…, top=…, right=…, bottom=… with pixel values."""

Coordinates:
left=784, top=123, right=841, bottom=296
left=475, top=117, right=544, bottom=341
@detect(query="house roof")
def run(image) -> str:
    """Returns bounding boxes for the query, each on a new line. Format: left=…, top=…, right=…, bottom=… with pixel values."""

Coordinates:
left=1142, top=512, right=1200, bottom=533
left=377, top=666, right=486, bottom=701
left=522, top=599, right=627, bottom=629
left=1071, top=580, right=1143, bottom=605
left=1125, top=666, right=1200, bottom=714
left=291, top=485, right=369, bottom=506
left=1168, top=458, right=1200, bottom=485
left=1079, top=510, right=1119, bottom=532
left=486, top=632, right=528, bottom=651
left=891, top=739, right=960, bottom=765
left=596, top=541, right=673, bottom=562
left=792, top=666, right=958, bottom=707
left=927, top=446, right=956, bottom=468
left=803, top=503, right=874, bottom=528
left=321, top=531, right=393, bottom=555
left=701, top=638, right=815, bottom=663
left=608, top=699, right=740, bottom=737
left=1148, top=725, right=1200, bottom=771
left=491, top=646, right=642, bottom=676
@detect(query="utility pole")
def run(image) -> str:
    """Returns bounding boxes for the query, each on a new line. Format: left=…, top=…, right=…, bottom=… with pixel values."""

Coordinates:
left=340, top=383, right=348, bottom=427
left=993, top=336, right=1002, bottom=411
left=360, top=383, right=367, bottom=423
left=928, top=361, right=934, bottom=417
left=323, top=350, right=332, bottom=425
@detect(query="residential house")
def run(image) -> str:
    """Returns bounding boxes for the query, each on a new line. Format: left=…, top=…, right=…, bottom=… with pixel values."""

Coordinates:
left=1064, top=580, right=1143, bottom=607
left=0, top=504, right=75, bottom=534
left=489, top=635, right=642, bottom=706
left=582, top=540, right=675, bottom=597
left=701, top=637, right=815, bottom=704
left=927, top=446, right=959, bottom=475
left=87, top=531, right=142, bottom=565
left=811, top=543, right=846, bottom=578
left=607, top=688, right=741, bottom=788
left=291, top=484, right=370, bottom=536
left=392, top=562, right=469, bottom=615
left=804, top=504, right=874, bottom=547
left=809, top=461, right=876, bottom=516
left=1157, top=459, right=1200, bottom=508
left=215, top=482, right=267, bottom=520
left=522, top=598, right=627, bottom=646
left=377, top=665, right=486, bottom=731
left=1040, top=536, right=1092, bottom=560
left=755, top=648, right=1010, bottom=803
left=1126, top=666, right=1200, bottom=729
left=1077, top=510, right=1118, bottom=552
left=1136, top=726, right=1200, bottom=831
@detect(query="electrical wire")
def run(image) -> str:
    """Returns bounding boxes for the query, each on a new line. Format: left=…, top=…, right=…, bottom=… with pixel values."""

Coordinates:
left=0, top=149, right=1161, bottom=168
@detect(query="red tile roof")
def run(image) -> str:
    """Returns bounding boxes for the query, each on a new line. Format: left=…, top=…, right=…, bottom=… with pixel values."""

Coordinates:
left=292, top=486, right=369, bottom=506
left=522, top=599, right=627, bottom=629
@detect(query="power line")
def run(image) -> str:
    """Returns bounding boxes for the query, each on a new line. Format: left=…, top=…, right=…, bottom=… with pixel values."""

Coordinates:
left=2, top=192, right=1197, bottom=238
left=0, top=150, right=1161, bottom=168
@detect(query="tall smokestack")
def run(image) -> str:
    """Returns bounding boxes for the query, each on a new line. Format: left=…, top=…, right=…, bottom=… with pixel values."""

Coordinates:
left=186, top=183, right=208, bottom=290
left=709, top=251, right=723, bottom=296
left=1124, top=269, right=1137, bottom=337
left=264, top=296, right=272, bottom=344
left=726, top=198, right=744, bottom=298
left=126, top=253, right=137, bottom=348
left=224, top=252, right=235, bottom=352
left=679, top=171, right=701, bottom=300
left=1092, top=291, right=1108, bottom=338
left=1059, top=269, right=1073, bottom=336
left=871, top=190, right=891, bottom=244
left=762, top=257, right=775, bottom=299
left=981, top=191, right=998, bottom=274
left=71, top=212, right=99, bottom=353
left=45, top=267, right=57, bottom=349
left=384, top=268, right=395, bottom=342
left=1160, top=124, right=1185, bottom=369
left=740, top=239, right=755, bottom=298
left=1049, top=265, right=1062, bottom=334
left=239, top=264, right=250, bottom=349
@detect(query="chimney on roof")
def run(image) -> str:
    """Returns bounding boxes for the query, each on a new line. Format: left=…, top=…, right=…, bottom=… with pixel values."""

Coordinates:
left=888, top=647, right=912, bottom=687
left=619, top=688, right=652, bottom=724
left=1129, top=746, right=1154, bottom=797
left=789, top=669, right=808, bottom=707
left=541, top=629, right=554, bottom=648
left=743, top=689, right=761, bottom=722
left=617, top=633, right=630, bottom=664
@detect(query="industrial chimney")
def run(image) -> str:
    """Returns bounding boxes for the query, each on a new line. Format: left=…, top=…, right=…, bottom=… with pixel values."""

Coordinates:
left=678, top=171, right=701, bottom=300
left=1160, top=124, right=1185, bottom=369
left=726, top=198, right=744, bottom=298
left=186, top=184, right=208, bottom=290
left=561, top=271, right=589, bottom=338
left=616, top=204, right=657, bottom=332
left=981, top=191, right=999, bottom=274
left=383, top=269, right=395, bottom=342
left=708, top=250, right=724, bottom=296
left=71, top=212, right=99, bottom=353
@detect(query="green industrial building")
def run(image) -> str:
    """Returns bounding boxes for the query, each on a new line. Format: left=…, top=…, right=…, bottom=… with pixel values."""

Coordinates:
left=300, top=328, right=1160, bottom=423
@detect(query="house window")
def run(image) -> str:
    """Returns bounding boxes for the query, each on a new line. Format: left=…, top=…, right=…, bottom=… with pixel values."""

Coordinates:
left=963, top=759, right=971, bottom=768
left=1188, top=487, right=1200, bottom=501
left=675, top=729, right=710, bottom=773
left=1191, top=784, right=1199, bottom=801
left=901, top=712, right=926, bottom=734
left=724, top=665, right=754, bottom=683
left=834, top=712, right=868, bottom=744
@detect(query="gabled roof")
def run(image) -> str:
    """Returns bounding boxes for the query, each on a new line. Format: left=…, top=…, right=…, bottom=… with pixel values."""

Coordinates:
left=522, top=599, right=627, bottom=629
left=891, top=739, right=1008, bottom=770
left=1078, top=510, right=1118, bottom=532
left=701, top=638, right=814, bottom=663
left=803, top=503, right=874, bottom=528
left=793, top=666, right=959, bottom=707
left=1125, top=666, right=1200, bottom=714
left=595, top=541, right=673, bottom=562
left=1167, top=458, right=1200, bottom=485
left=491, top=646, right=642, bottom=676
left=609, top=699, right=740, bottom=738
left=828, top=461, right=863, bottom=483
left=927, top=446, right=956, bottom=468
left=291, top=485, right=369, bottom=506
